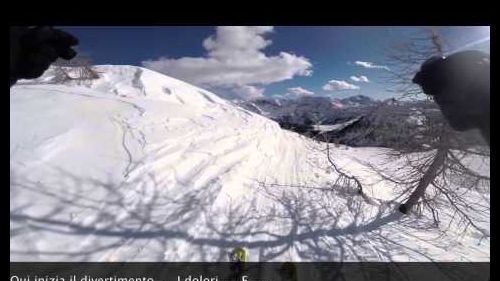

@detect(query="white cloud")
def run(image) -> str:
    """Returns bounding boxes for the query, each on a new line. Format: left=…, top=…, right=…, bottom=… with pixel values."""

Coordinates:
left=350, top=75, right=370, bottom=82
left=232, top=85, right=265, bottom=100
left=354, top=61, right=390, bottom=70
left=322, top=80, right=360, bottom=91
left=285, top=87, right=314, bottom=99
left=142, top=26, right=312, bottom=96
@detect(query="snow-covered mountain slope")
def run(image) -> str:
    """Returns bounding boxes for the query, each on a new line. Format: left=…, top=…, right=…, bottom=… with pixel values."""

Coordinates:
left=10, top=66, right=489, bottom=261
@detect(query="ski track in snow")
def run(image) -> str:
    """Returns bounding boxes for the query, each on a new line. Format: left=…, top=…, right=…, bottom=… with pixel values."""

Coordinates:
left=10, top=66, right=489, bottom=262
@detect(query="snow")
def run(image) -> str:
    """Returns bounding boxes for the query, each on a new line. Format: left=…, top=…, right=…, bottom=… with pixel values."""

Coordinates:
left=312, top=117, right=362, bottom=133
left=10, top=66, right=489, bottom=262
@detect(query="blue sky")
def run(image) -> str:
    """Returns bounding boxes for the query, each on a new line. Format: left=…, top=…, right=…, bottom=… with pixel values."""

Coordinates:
left=61, top=26, right=490, bottom=100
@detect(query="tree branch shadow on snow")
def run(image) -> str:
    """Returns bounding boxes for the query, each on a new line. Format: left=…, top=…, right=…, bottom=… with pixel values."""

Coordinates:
left=10, top=165, right=222, bottom=261
left=11, top=167, right=451, bottom=262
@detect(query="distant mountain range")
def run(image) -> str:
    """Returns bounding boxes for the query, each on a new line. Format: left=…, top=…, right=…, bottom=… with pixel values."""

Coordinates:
left=236, top=95, right=382, bottom=125
left=236, top=95, right=485, bottom=148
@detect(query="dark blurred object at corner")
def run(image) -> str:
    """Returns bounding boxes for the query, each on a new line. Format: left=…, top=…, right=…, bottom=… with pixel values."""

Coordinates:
left=10, top=26, right=79, bottom=87
left=413, top=50, right=490, bottom=145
